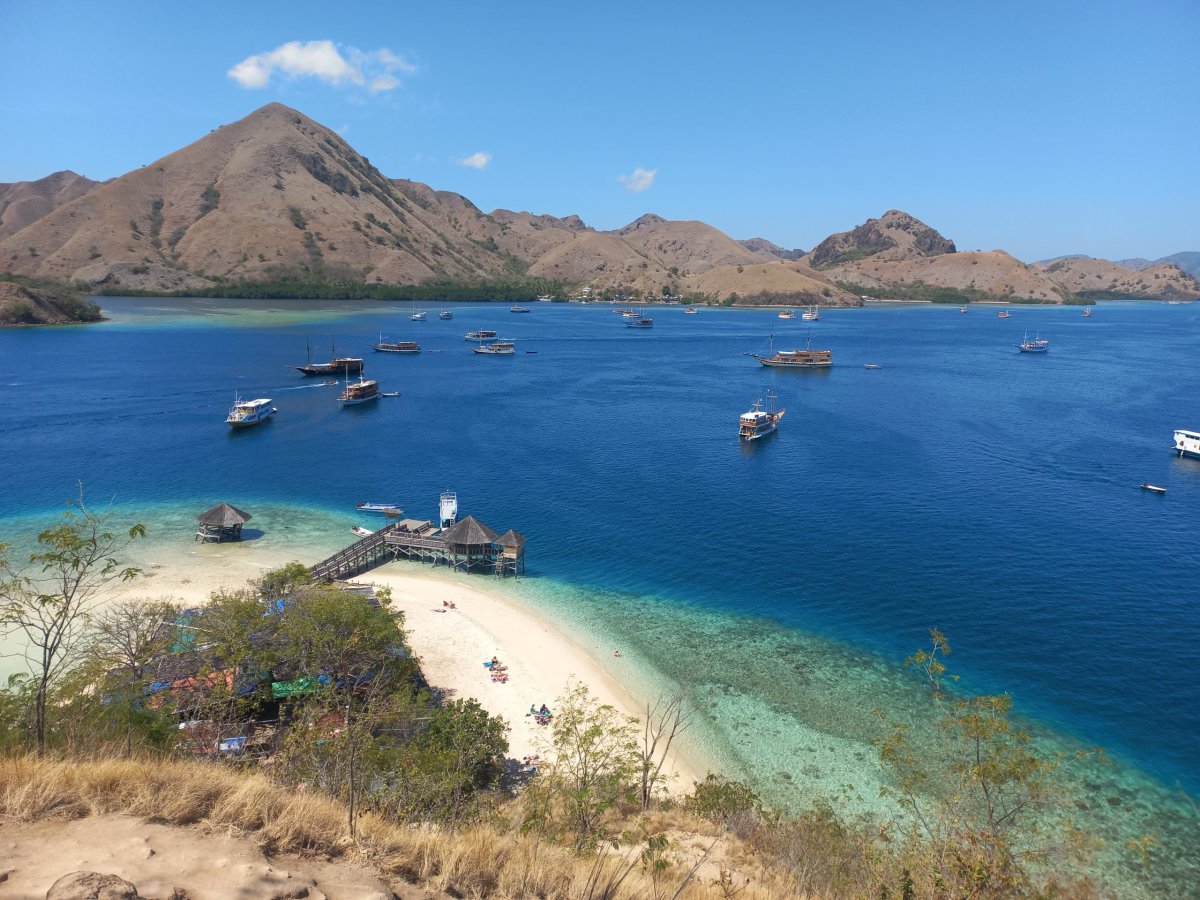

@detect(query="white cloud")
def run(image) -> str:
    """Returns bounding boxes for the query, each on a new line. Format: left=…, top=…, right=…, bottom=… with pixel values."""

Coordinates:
left=228, top=42, right=416, bottom=93
left=369, top=74, right=401, bottom=93
left=618, top=167, right=657, bottom=192
left=458, top=151, right=492, bottom=170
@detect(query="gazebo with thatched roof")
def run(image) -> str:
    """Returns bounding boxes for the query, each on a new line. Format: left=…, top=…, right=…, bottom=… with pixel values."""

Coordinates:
left=439, top=514, right=500, bottom=571
left=195, top=503, right=252, bottom=543
left=497, top=529, right=526, bottom=575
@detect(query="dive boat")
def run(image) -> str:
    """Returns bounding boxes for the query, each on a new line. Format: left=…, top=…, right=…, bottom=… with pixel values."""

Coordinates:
left=465, top=330, right=498, bottom=341
left=474, top=339, right=516, bottom=354
left=510, top=305, right=531, bottom=313
left=749, top=335, right=832, bottom=368
left=339, top=375, right=380, bottom=405
left=801, top=306, right=820, bottom=321
left=356, top=502, right=403, bottom=517
left=998, top=309, right=1010, bottom=318
left=372, top=333, right=420, bottom=353
left=738, top=391, right=785, bottom=441
left=1082, top=307, right=1092, bottom=318
left=626, top=316, right=654, bottom=328
left=1173, top=429, right=1200, bottom=459
left=288, top=339, right=364, bottom=377
left=226, top=396, right=276, bottom=428
left=1140, top=483, right=1167, bottom=495
left=778, top=309, right=795, bottom=320
left=439, top=309, right=454, bottom=320
left=1018, top=331, right=1049, bottom=353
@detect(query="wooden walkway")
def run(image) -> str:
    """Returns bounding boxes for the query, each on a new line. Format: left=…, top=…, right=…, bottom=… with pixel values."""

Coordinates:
left=310, top=517, right=526, bottom=582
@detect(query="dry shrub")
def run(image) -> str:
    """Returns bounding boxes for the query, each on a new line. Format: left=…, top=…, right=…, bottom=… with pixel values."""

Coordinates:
left=0, top=754, right=793, bottom=900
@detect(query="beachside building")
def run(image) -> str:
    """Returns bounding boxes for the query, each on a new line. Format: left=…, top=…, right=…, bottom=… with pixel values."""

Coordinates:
left=194, top=503, right=252, bottom=542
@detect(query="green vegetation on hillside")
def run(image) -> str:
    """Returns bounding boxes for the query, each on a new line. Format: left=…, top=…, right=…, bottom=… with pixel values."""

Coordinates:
left=835, top=279, right=1077, bottom=305
left=152, top=274, right=572, bottom=302
left=0, top=272, right=103, bottom=325
left=0, top=502, right=1175, bottom=898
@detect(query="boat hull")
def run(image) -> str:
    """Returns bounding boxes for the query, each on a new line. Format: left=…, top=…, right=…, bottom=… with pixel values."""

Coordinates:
left=1173, top=430, right=1200, bottom=459
left=751, top=354, right=832, bottom=368
left=227, top=409, right=276, bottom=428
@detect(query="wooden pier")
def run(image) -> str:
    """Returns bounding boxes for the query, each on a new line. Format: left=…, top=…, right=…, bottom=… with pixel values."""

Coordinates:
left=311, top=514, right=526, bottom=582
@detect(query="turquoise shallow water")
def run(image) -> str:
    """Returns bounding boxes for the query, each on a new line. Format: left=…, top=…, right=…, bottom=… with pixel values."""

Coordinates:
left=1, top=297, right=1198, bottom=894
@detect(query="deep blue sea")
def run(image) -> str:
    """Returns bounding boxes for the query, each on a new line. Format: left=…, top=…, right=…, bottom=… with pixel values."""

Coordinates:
left=2, top=297, right=1198, bottom=891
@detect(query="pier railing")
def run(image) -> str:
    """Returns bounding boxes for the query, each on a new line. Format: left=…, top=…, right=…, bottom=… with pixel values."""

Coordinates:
left=311, top=521, right=405, bottom=581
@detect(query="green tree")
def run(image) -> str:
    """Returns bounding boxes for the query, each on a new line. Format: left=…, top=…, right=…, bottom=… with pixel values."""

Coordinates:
left=0, top=494, right=145, bottom=755
left=531, top=683, right=641, bottom=850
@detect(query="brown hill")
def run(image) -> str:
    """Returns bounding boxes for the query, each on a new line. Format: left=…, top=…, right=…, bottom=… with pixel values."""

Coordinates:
left=833, top=249, right=1072, bottom=303
left=808, top=209, right=956, bottom=269
left=1, top=104, right=1192, bottom=305
left=739, top=237, right=805, bottom=261
left=0, top=104, right=513, bottom=291
left=1031, top=257, right=1200, bottom=301
left=0, top=170, right=99, bottom=242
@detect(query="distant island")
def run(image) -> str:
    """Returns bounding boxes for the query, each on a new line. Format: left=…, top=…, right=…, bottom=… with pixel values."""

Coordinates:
left=0, top=274, right=101, bottom=326
left=1, top=101, right=1197, bottom=319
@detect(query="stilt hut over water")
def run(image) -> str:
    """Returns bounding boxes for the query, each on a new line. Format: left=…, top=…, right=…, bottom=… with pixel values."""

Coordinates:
left=497, top=529, right=526, bottom=575
left=195, top=503, right=252, bottom=542
left=440, top=515, right=501, bottom=571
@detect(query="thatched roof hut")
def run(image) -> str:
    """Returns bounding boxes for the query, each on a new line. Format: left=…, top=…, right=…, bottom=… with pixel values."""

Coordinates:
left=195, top=503, right=252, bottom=542
left=441, top=515, right=500, bottom=548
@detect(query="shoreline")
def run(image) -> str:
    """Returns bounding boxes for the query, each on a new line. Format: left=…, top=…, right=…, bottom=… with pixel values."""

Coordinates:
left=101, top=540, right=708, bottom=792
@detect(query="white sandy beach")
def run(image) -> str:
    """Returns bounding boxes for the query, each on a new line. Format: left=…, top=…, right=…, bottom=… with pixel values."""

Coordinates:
left=98, top=540, right=705, bottom=790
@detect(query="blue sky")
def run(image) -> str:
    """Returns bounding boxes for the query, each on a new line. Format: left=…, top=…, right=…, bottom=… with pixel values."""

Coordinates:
left=1, top=0, right=1196, bottom=261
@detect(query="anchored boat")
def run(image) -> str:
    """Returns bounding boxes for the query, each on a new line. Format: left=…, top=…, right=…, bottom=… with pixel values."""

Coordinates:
left=372, top=333, right=420, bottom=353
left=739, top=391, right=785, bottom=441
left=288, top=339, right=363, bottom=376
left=749, top=335, right=832, bottom=368
left=339, top=375, right=380, bottom=405
left=1173, top=429, right=1200, bottom=459
left=1018, top=331, right=1049, bottom=353
left=226, top=396, right=276, bottom=428
left=474, top=339, right=516, bottom=355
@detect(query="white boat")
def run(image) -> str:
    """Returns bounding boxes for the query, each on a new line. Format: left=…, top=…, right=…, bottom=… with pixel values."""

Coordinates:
left=1173, top=429, right=1200, bottom=459
left=1141, top=483, right=1167, bottom=495
left=778, top=309, right=795, bottom=320
left=510, top=305, right=531, bottom=313
left=339, top=375, right=380, bottom=405
left=738, top=391, right=785, bottom=441
left=1082, top=307, right=1092, bottom=317
left=411, top=305, right=426, bottom=321
left=465, top=330, right=497, bottom=341
left=801, top=307, right=820, bottom=321
left=685, top=307, right=698, bottom=314
left=1018, top=331, right=1049, bottom=353
left=351, top=525, right=375, bottom=537
left=356, top=502, right=403, bottom=517
left=474, top=339, right=516, bottom=354
left=226, top=396, right=276, bottom=428
left=439, top=309, right=454, bottom=320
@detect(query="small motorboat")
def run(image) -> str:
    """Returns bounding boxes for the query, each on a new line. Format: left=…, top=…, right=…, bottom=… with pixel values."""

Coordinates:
left=357, top=502, right=403, bottom=516
left=864, top=364, right=881, bottom=370
left=351, top=525, right=375, bottom=537
left=525, top=350, right=538, bottom=354
left=380, top=391, right=401, bottom=397
left=1141, top=483, right=1167, bottom=495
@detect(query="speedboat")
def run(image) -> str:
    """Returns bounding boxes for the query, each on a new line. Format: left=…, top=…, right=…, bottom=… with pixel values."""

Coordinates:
left=738, top=391, right=785, bottom=441
left=357, top=502, right=403, bottom=516
left=1141, top=483, right=1167, bottom=495
left=226, top=396, right=276, bottom=428
left=351, top=525, right=375, bottom=537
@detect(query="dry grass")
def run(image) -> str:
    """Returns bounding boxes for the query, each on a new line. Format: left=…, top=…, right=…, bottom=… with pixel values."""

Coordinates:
left=0, top=754, right=807, bottom=899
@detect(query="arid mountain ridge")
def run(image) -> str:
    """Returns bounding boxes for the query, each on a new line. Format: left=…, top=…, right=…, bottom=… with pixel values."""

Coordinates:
left=1, top=102, right=1196, bottom=305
